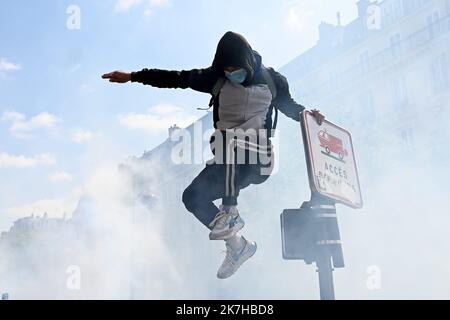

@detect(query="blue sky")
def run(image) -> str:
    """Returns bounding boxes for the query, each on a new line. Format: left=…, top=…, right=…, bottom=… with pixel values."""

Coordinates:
left=0, top=0, right=359, bottom=231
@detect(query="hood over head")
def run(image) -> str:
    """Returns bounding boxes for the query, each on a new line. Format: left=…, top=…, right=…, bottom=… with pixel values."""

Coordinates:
left=212, top=31, right=262, bottom=86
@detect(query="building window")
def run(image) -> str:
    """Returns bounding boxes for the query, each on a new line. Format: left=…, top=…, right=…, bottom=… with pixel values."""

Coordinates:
left=329, top=70, right=338, bottom=89
left=382, top=0, right=404, bottom=27
left=427, top=11, right=441, bottom=39
left=447, top=0, right=450, bottom=32
left=392, top=0, right=404, bottom=19
left=392, top=76, right=408, bottom=108
left=402, top=0, right=432, bottom=14
left=358, top=90, right=375, bottom=120
left=382, top=6, right=392, bottom=27
left=359, top=51, right=370, bottom=74
left=431, top=53, right=450, bottom=93
left=403, top=0, right=418, bottom=15
left=390, top=33, right=402, bottom=59
left=401, top=127, right=414, bottom=147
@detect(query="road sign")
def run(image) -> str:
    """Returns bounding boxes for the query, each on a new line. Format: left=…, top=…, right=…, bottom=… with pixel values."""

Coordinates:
left=301, top=111, right=363, bottom=209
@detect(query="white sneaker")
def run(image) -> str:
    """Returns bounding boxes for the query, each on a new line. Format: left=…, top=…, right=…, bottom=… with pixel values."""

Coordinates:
left=209, top=205, right=245, bottom=240
left=217, top=237, right=257, bottom=280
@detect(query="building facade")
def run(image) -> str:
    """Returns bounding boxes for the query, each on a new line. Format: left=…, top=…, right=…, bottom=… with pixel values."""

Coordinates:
left=281, top=0, right=450, bottom=167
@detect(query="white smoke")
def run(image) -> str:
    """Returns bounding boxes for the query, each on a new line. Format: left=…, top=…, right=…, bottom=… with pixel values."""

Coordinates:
left=2, top=1, right=450, bottom=300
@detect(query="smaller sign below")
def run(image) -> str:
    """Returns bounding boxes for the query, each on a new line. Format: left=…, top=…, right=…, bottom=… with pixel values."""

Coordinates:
left=302, top=111, right=363, bottom=209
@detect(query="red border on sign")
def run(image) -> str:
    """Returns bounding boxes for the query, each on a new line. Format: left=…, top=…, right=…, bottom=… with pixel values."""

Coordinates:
left=303, top=110, right=363, bottom=209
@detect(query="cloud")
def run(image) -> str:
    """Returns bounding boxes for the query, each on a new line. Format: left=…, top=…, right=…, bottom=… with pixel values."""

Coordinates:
left=115, top=0, right=142, bottom=12
left=118, top=103, right=197, bottom=134
left=285, top=7, right=317, bottom=34
left=0, top=152, right=55, bottom=168
left=71, top=128, right=94, bottom=144
left=114, top=0, right=170, bottom=13
left=0, top=58, right=21, bottom=72
left=286, top=8, right=306, bottom=32
left=1, top=111, right=61, bottom=138
left=80, top=83, right=95, bottom=93
left=149, top=0, right=170, bottom=7
left=49, top=171, right=73, bottom=182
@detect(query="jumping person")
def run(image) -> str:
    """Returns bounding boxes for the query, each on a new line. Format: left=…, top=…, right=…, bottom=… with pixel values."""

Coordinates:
left=102, top=31, right=324, bottom=279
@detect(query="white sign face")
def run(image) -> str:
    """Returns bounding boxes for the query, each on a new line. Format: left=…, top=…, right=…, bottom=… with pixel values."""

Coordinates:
left=302, top=111, right=363, bottom=209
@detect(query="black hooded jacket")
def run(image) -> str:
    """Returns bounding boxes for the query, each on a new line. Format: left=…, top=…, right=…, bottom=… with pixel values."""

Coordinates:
left=131, top=31, right=305, bottom=131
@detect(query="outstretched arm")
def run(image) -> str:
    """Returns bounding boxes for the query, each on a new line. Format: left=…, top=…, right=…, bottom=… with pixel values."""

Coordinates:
left=102, top=67, right=219, bottom=94
left=271, top=69, right=325, bottom=125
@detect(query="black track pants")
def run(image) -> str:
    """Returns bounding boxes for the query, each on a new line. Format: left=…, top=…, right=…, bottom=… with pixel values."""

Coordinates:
left=182, top=159, right=273, bottom=229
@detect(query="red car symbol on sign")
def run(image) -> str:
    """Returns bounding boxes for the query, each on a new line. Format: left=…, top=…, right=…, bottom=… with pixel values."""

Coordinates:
left=318, top=130, right=348, bottom=160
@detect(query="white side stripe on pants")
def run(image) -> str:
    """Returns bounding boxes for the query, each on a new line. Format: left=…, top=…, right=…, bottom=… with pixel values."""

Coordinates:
left=225, top=138, right=236, bottom=197
left=225, top=137, right=272, bottom=197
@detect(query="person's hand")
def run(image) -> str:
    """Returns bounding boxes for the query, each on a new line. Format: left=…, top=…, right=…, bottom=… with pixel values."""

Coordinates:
left=101, top=71, right=131, bottom=83
left=311, top=109, right=325, bottom=125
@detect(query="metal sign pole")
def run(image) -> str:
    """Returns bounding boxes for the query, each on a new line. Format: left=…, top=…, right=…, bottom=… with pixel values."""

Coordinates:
left=316, top=254, right=335, bottom=300
left=304, top=195, right=339, bottom=301
left=309, top=199, right=340, bottom=301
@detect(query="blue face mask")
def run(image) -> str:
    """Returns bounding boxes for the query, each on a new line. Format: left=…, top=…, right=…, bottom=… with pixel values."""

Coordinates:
left=225, top=68, right=248, bottom=84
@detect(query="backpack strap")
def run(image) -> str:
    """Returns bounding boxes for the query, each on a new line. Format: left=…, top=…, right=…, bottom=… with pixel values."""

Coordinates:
left=261, top=66, right=279, bottom=137
left=209, top=77, right=226, bottom=107
left=273, top=107, right=279, bottom=130
left=261, top=66, right=278, bottom=100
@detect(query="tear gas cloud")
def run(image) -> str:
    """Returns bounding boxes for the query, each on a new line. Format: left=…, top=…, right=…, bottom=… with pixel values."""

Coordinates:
left=1, top=0, right=449, bottom=300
